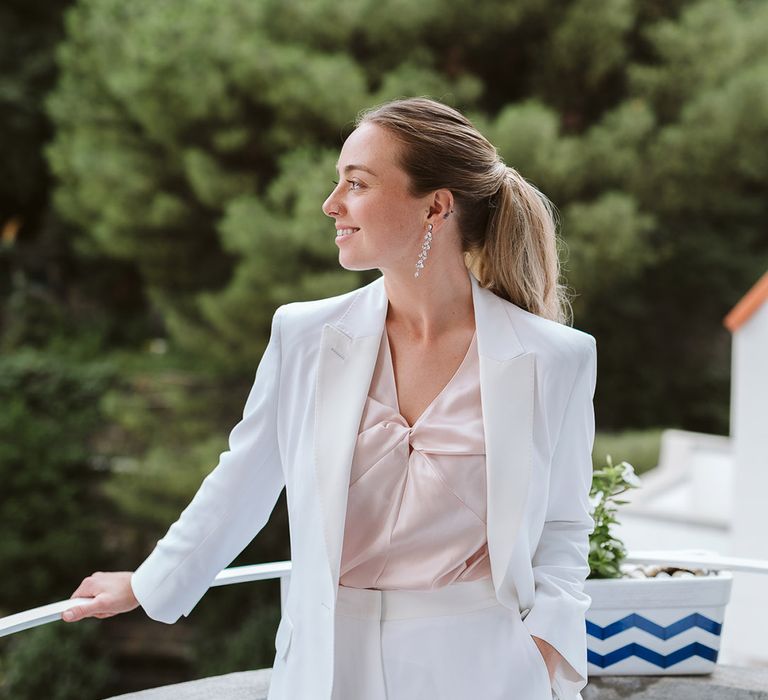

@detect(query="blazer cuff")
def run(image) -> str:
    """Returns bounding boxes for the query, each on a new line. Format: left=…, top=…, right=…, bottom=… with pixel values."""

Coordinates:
left=131, top=560, right=181, bottom=625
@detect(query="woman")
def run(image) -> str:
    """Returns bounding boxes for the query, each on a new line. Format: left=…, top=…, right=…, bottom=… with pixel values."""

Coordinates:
left=64, top=97, right=597, bottom=700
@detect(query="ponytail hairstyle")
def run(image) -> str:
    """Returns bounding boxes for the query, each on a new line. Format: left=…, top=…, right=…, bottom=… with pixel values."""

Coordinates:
left=355, top=97, right=572, bottom=325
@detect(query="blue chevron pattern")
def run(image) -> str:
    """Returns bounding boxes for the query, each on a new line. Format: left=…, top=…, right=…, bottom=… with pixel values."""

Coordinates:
left=588, top=641, right=719, bottom=669
left=587, top=612, right=722, bottom=640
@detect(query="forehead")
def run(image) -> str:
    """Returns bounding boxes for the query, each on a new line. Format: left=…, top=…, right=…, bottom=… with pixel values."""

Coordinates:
left=336, top=123, right=401, bottom=172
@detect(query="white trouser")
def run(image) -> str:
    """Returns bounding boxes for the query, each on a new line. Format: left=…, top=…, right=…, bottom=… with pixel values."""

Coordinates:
left=331, top=577, right=554, bottom=700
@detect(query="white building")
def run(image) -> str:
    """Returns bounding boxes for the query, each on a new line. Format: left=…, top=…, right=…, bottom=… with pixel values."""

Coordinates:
left=612, top=270, right=768, bottom=667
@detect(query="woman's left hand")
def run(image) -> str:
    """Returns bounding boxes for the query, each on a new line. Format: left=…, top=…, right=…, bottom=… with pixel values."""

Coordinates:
left=531, top=635, right=560, bottom=684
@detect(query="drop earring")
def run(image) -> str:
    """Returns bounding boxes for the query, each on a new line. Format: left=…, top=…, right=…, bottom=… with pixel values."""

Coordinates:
left=414, top=223, right=433, bottom=278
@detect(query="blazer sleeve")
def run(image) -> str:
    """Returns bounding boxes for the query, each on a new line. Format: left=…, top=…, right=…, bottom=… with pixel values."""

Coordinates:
left=521, top=335, right=597, bottom=699
left=130, top=305, right=287, bottom=624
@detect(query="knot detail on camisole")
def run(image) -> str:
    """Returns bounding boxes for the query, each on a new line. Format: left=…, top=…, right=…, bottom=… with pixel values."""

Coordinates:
left=339, top=326, right=491, bottom=590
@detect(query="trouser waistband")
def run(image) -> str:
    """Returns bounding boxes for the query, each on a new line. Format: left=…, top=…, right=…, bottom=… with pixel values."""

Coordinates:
left=335, top=577, right=504, bottom=621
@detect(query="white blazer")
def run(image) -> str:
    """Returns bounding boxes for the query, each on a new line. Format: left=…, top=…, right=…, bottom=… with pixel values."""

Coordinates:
left=131, top=267, right=597, bottom=700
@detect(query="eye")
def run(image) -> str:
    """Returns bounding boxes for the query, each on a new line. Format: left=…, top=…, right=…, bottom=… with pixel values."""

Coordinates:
left=331, top=179, right=362, bottom=191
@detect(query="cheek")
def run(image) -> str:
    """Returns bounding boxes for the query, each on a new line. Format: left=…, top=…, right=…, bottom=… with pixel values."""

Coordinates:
left=392, top=214, right=423, bottom=244
left=381, top=201, right=418, bottom=234
left=353, top=192, right=420, bottom=245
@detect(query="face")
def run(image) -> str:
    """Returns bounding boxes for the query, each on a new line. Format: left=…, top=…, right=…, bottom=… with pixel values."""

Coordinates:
left=322, top=122, right=433, bottom=274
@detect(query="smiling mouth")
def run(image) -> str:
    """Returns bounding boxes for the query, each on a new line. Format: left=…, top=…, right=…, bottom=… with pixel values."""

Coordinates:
left=336, top=228, right=360, bottom=237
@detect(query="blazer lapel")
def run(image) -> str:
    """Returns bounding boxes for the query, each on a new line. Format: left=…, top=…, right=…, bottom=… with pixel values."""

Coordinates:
left=314, top=269, right=534, bottom=597
left=471, top=274, right=535, bottom=598
left=314, top=279, right=389, bottom=583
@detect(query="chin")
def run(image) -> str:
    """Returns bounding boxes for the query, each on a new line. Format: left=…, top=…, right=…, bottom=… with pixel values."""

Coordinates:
left=338, top=257, right=378, bottom=273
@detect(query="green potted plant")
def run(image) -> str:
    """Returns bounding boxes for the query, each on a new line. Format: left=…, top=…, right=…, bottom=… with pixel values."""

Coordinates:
left=584, top=455, right=733, bottom=675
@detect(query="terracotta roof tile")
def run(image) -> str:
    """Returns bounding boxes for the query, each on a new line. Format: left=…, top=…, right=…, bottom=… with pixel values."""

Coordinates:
left=724, top=270, right=768, bottom=332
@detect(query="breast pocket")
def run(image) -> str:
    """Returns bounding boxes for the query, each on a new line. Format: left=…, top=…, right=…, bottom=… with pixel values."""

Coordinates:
left=274, top=614, right=294, bottom=660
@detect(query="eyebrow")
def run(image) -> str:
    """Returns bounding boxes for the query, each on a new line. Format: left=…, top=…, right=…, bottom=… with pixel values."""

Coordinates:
left=335, top=163, right=378, bottom=177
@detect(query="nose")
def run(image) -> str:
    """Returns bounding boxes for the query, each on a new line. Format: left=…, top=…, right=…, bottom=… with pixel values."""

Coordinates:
left=322, top=184, right=344, bottom=218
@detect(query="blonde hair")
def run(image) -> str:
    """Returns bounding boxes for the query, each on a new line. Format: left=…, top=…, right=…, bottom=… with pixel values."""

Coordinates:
left=356, top=97, right=572, bottom=325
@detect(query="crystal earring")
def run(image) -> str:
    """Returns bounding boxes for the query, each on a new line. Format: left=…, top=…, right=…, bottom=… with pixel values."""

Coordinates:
left=414, top=223, right=433, bottom=278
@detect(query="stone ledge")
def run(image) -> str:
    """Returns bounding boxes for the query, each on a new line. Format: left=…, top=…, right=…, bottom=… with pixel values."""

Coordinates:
left=583, top=665, right=768, bottom=699
left=105, top=665, right=768, bottom=699
left=104, top=669, right=272, bottom=700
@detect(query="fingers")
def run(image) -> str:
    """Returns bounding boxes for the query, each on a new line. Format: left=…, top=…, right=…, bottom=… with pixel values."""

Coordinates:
left=64, top=571, right=139, bottom=623
left=70, top=573, right=102, bottom=599
left=65, top=575, right=100, bottom=621
left=63, top=603, right=117, bottom=622
left=63, top=599, right=101, bottom=622
left=66, top=572, right=106, bottom=621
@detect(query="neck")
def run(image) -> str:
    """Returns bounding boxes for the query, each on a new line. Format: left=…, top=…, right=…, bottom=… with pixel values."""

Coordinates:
left=381, top=259, right=475, bottom=341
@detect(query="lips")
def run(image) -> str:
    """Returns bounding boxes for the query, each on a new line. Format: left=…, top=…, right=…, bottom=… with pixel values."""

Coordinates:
left=336, top=227, right=360, bottom=237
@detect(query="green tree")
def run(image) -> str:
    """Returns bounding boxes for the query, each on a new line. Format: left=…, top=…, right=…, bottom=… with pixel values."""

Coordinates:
left=0, top=1, right=151, bottom=359
left=0, top=621, right=113, bottom=700
left=0, top=351, right=115, bottom=609
left=45, top=0, right=768, bottom=426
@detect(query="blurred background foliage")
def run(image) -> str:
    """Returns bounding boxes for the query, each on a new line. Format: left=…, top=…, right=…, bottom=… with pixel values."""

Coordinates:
left=1, top=0, right=767, bottom=696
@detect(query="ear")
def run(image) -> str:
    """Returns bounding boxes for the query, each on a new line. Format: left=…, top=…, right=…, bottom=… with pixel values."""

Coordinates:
left=426, top=188, right=455, bottom=226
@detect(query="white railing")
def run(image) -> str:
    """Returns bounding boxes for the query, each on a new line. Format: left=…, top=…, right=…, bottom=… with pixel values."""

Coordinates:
left=2, top=550, right=767, bottom=640
left=0, top=560, right=292, bottom=639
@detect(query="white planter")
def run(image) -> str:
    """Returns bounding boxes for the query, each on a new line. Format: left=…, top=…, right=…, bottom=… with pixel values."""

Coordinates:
left=584, top=569, right=733, bottom=675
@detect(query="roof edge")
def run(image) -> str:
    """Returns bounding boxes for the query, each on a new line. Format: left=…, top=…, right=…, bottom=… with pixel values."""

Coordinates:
left=723, top=270, right=768, bottom=333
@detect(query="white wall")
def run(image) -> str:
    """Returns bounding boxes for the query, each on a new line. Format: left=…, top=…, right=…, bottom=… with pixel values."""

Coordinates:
left=727, top=300, right=768, bottom=665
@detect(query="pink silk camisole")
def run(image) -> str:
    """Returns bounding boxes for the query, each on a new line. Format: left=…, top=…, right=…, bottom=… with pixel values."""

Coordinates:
left=338, top=325, right=492, bottom=590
